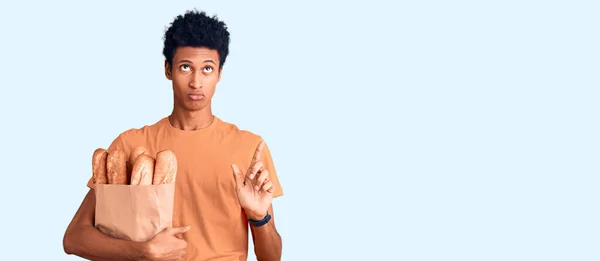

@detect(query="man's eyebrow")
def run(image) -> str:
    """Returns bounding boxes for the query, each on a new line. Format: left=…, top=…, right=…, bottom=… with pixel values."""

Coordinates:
left=176, top=59, right=216, bottom=64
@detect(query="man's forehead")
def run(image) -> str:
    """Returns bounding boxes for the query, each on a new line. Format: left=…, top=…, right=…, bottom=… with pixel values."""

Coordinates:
left=174, top=47, right=219, bottom=61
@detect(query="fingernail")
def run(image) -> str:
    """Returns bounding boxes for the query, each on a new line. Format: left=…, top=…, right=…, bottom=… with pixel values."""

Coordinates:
left=255, top=185, right=259, bottom=190
left=249, top=174, right=254, bottom=179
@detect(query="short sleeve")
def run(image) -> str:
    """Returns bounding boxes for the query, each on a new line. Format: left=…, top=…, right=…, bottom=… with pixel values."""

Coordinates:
left=260, top=140, right=284, bottom=198
left=86, top=134, right=126, bottom=189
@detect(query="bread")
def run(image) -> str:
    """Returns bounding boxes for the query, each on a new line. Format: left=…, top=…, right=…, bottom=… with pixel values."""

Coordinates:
left=92, top=148, right=108, bottom=184
left=128, top=146, right=151, bottom=173
left=153, top=150, right=178, bottom=184
left=107, top=149, right=128, bottom=184
left=130, top=154, right=155, bottom=185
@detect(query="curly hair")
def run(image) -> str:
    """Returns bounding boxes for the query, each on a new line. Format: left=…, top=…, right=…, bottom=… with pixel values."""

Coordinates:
left=162, top=9, right=230, bottom=71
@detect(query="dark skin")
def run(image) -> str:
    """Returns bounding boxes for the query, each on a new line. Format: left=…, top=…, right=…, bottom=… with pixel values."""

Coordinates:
left=232, top=143, right=283, bottom=261
left=63, top=46, right=282, bottom=261
left=167, top=46, right=282, bottom=260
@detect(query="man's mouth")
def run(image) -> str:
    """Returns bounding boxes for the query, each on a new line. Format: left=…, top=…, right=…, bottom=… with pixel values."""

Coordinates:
left=188, top=93, right=204, bottom=100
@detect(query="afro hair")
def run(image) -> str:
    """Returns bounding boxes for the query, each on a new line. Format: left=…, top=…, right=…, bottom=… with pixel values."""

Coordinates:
left=162, top=9, right=230, bottom=71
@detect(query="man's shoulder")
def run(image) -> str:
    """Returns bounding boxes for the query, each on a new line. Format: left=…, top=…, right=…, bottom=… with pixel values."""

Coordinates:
left=115, top=117, right=167, bottom=141
left=217, top=117, right=263, bottom=143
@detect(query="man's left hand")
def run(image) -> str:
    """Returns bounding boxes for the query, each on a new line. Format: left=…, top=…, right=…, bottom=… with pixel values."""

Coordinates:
left=231, top=140, right=274, bottom=220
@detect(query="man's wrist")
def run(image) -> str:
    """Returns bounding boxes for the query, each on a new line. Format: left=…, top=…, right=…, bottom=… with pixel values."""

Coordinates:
left=247, top=211, right=272, bottom=227
left=133, top=241, right=150, bottom=260
left=246, top=210, right=267, bottom=221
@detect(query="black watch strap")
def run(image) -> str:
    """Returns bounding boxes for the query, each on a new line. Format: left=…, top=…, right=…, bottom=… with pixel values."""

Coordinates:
left=248, top=211, right=271, bottom=227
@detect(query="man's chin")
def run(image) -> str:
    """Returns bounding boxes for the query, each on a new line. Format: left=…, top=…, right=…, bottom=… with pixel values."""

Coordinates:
left=184, top=101, right=207, bottom=111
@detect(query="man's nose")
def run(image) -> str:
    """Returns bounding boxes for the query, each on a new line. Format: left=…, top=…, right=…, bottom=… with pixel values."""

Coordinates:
left=189, top=72, right=203, bottom=89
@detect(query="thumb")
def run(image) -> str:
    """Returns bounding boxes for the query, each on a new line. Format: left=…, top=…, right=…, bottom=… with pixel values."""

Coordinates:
left=167, top=225, right=190, bottom=236
left=231, top=164, right=244, bottom=187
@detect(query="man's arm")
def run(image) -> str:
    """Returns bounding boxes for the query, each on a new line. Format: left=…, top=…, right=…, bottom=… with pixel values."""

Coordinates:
left=249, top=204, right=282, bottom=261
left=63, top=189, right=147, bottom=261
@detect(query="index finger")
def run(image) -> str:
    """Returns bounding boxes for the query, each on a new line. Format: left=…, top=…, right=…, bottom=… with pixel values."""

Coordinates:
left=252, top=140, right=266, bottom=163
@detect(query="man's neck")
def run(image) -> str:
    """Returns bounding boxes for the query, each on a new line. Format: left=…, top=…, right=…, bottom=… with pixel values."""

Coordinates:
left=168, top=107, right=214, bottom=131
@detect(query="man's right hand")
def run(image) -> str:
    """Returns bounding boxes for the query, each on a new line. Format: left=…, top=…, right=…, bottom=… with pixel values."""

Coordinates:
left=143, top=226, right=190, bottom=261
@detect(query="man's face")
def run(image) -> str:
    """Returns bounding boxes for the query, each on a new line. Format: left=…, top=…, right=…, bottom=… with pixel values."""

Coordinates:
left=165, top=47, right=221, bottom=111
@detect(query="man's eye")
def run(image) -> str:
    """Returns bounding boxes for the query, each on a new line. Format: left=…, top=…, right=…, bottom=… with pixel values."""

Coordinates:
left=204, top=66, right=213, bottom=73
left=180, top=65, right=191, bottom=71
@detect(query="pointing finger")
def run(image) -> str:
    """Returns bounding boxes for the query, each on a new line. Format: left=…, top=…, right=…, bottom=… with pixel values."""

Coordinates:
left=252, top=140, right=266, bottom=163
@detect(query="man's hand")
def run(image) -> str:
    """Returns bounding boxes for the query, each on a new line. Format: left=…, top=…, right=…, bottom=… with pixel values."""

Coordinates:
left=231, top=140, right=274, bottom=220
left=143, top=226, right=190, bottom=261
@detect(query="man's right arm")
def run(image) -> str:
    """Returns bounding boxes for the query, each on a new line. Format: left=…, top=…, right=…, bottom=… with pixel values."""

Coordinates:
left=63, top=189, right=148, bottom=261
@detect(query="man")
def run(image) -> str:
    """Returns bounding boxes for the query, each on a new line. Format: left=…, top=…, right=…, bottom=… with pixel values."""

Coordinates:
left=63, top=9, right=284, bottom=261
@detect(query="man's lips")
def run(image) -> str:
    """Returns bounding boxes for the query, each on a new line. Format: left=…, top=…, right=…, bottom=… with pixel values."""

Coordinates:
left=188, top=93, right=204, bottom=100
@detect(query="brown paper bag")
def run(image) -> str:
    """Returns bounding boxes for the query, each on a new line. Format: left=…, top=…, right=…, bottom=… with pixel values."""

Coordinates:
left=94, top=183, right=175, bottom=242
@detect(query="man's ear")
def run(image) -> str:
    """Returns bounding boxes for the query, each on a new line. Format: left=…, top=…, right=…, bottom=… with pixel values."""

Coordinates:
left=164, top=60, right=172, bottom=80
left=217, top=67, right=223, bottom=82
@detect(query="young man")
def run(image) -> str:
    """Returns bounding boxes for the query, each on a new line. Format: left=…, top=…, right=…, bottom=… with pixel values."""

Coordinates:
left=63, top=10, right=284, bottom=261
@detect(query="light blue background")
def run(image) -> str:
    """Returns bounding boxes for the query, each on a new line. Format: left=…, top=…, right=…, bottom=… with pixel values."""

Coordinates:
left=1, top=0, right=598, bottom=260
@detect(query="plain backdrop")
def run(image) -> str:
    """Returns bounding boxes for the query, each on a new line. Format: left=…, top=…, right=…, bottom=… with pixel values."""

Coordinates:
left=0, top=0, right=598, bottom=260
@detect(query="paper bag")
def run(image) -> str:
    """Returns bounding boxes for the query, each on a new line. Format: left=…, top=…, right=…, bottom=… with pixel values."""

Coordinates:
left=94, top=183, right=175, bottom=242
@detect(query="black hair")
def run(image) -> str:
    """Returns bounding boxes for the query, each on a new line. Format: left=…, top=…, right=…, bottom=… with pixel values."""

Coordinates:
left=162, top=9, right=230, bottom=71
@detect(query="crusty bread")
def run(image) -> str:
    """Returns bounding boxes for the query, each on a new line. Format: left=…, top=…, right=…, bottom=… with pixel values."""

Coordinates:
left=92, top=148, right=108, bottom=184
left=153, top=150, right=178, bottom=184
left=107, top=149, right=128, bottom=184
left=131, top=154, right=155, bottom=185
left=128, top=146, right=151, bottom=173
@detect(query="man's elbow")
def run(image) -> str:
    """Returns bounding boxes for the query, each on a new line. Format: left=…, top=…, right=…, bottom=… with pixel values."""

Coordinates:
left=63, top=227, right=79, bottom=255
left=63, top=231, right=73, bottom=255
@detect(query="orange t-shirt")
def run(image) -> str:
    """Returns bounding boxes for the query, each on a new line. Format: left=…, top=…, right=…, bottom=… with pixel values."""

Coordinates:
left=86, top=116, right=284, bottom=261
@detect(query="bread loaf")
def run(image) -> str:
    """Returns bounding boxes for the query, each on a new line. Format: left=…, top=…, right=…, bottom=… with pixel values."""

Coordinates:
left=153, top=150, right=178, bottom=184
left=128, top=146, right=151, bottom=173
left=92, top=148, right=108, bottom=184
left=107, top=149, right=128, bottom=184
left=131, top=154, right=155, bottom=185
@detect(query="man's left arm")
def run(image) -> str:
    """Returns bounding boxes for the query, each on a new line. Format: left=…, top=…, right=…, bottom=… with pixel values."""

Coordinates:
left=232, top=139, right=284, bottom=261
left=249, top=204, right=282, bottom=261
left=248, top=140, right=283, bottom=261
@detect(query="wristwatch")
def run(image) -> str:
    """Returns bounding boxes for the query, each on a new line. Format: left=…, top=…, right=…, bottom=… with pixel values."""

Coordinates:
left=248, top=212, right=271, bottom=227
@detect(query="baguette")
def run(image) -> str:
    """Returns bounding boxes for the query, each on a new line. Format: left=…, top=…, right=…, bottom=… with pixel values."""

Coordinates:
left=107, top=149, right=128, bottom=184
left=128, top=146, right=151, bottom=173
left=130, top=154, right=155, bottom=185
left=153, top=150, right=178, bottom=184
left=92, top=148, right=108, bottom=184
